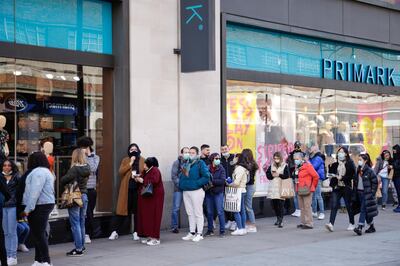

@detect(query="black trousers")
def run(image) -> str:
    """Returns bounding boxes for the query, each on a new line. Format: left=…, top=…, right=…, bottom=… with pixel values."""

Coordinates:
left=271, top=199, right=284, bottom=220
left=0, top=215, right=7, bottom=266
left=329, top=187, right=355, bottom=225
left=85, top=189, right=100, bottom=237
left=28, top=204, right=54, bottom=264
left=112, top=188, right=138, bottom=234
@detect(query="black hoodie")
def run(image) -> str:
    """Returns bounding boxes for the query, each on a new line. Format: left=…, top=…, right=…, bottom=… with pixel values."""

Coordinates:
left=392, top=145, right=400, bottom=180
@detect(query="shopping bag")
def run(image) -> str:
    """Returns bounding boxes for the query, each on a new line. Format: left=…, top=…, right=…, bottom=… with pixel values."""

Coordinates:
left=224, top=186, right=242, bottom=212
left=267, top=177, right=282, bottom=199
left=280, top=178, right=295, bottom=199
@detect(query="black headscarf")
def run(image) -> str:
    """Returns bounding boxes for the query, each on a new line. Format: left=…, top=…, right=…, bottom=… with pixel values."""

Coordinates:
left=127, top=143, right=142, bottom=172
left=145, top=157, right=159, bottom=168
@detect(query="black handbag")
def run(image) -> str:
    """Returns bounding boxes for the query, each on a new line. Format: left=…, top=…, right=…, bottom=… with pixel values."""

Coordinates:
left=141, top=183, right=153, bottom=197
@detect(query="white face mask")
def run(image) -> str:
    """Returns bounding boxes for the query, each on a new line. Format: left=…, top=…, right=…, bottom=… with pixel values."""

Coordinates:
left=222, top=152, right=230, bottom=158
left=338, top=152, right=346, bottom=161
left=189, top=154, right=197, bottom=161
left=358, top=160, right=364, bottom=167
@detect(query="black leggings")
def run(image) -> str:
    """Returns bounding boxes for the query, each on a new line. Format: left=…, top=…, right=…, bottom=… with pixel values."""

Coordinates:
left=85, top=189, right=99, bottom=237
left=28, top=204, right=54, bottom=264
left=271, top=199, right=284, bottom=220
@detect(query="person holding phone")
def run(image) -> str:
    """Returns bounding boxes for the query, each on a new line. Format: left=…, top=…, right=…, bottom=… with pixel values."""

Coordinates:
left=109, top=143, right=144, bottom=241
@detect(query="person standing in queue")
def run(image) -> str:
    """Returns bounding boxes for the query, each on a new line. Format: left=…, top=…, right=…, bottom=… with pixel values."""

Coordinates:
left=220, top=145, right=236, bottom=231
left=0, top=174, right=10, bottom=266
left=109, top=143, right=144, bottom=241
left=287, top=141, right=304, bottom=217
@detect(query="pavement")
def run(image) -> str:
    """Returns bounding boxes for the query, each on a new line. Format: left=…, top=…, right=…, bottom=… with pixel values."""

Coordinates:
left=17, top=208, right=400, bottom=266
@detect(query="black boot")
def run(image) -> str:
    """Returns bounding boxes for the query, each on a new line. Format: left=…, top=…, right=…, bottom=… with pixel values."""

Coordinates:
left=277, top=217, right=283, bottom=228
left=365, top=224, right=376, bottom=233
left=274, top=218, right=279, bottom=226
left=354, top=225, right=363, bottom=236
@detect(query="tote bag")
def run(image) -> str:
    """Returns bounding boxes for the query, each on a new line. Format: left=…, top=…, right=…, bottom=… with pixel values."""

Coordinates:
left=224, top=186, right=242, bottom=212
left=267, top=177, right=282, bottom=199
left=280, top=178, right=295, bottom=199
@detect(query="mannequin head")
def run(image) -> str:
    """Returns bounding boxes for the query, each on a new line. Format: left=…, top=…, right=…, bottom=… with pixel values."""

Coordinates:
left=0, top=115, right=6, bottom=129
left=339, top=121, right=348, bottom=133
left=325, top=121, right=333, bottom=131
left=42, top=141, right=53, bottom=156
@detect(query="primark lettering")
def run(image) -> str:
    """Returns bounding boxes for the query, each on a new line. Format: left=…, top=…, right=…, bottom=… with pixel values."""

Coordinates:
left=322, top=59, right=396, bottom=86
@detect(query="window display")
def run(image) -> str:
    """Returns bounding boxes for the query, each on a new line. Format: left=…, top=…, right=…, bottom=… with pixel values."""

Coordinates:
left=227, top=80, right=400, bottom=194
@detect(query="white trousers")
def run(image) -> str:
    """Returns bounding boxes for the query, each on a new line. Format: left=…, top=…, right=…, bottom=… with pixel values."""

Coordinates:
left=183, top=189, right=205, bottom=234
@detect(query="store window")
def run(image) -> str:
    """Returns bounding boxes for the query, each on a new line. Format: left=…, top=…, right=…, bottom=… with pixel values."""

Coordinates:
left=227, top=80, right=400, bottom=194
left=0, top=57, right=110, bottom=215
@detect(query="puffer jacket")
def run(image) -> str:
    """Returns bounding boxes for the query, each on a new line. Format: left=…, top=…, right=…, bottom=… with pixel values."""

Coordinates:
left=309, top=152, right=325, bottom=180
left=231, top=165, right=249, bottom=193
left=207, top=165, right=226, bottom=195
left=354, top=165, right=378, bottom=219
left=296, top=162, right=319, bottom=193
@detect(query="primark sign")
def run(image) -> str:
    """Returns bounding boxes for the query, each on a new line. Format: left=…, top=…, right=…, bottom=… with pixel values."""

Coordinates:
left=322, top=59, right=396, bottom=86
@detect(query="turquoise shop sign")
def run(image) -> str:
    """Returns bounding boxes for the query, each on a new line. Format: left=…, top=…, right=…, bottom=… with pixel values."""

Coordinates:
left=226, top=22, right=400, bottom=87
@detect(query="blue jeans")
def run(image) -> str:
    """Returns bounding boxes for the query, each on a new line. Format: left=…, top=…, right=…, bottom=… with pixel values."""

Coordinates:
left=381, top=177, right=389, bottom=205
left=234, top=193, right=247, bottom=229
left=2, top=207, right=17, bottom=258
left=312, top=180, right=325, bottom=213
left=170, top=191, right=183, bottom=230
left=358, top=191, right=373, bottom=226
left=68, top=193, right=88, bottom=251
left=205, top=192, right=225, bottom=233
left=293, top=179, right=299, bottom=210
left=245, top=185, right=256, bottom=224
left=17, top=222, right=30, bottom=245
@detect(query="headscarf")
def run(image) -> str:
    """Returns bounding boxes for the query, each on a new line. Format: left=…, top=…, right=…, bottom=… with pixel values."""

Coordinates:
left=145, top=157, right=159, bottom=168
left=127, top=143, right=141, bottom=172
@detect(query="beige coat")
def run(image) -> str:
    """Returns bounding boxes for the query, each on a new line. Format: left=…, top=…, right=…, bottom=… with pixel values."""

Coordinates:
left=231, top=165, right=248, bottom=193
left=116, top=156, right=145, bottom=216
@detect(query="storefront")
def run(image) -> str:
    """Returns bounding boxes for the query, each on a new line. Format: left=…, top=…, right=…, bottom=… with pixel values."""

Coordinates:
left=0, top=0, right=130, bottom=242
left=220, top=2, right=400, bottom=196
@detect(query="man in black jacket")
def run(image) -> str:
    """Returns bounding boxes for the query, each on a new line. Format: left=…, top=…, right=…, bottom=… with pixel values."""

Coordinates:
left=220, top=145, right=236, bottom=230
left=392, top=145, right=400, bottom=212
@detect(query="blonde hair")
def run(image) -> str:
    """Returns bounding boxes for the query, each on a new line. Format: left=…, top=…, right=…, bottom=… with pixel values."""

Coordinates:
left=71, top=148, right=87, bottom=167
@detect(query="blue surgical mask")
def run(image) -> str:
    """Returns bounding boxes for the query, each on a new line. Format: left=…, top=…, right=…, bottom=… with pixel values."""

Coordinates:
left=214, top=159, right=221, bottom=166
left=295, top=159, right=302, bottom=166
left=182, top=153, right=190, bottom=160
left=358, top=160, right=364, bottom=167
left=338, top=152, right=346, bottom=161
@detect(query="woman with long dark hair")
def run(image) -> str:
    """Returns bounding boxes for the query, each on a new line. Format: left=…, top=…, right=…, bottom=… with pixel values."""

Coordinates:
left=353, top=153, right=378, bottom=236
left=325, top=147, right=356, bottom=232
left=0, top=175, right=10, bottom=266
left=22, top=152, right=55, bottom=266
left=374, top=150, right=393, bottom=210
left=109, top=143, right=145, bottom=241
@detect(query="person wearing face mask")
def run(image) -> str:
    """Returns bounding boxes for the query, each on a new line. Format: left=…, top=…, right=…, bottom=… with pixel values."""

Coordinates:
left=308, top=145, right=326, bottom=220
left=293, top=152, right=319, bottom=229
left=204, top=153, right=226, bottom=237
left=325, top=147, right=356, bottom=232
left=220, top=145, right=236, bottom=231
left=287, top=141, right=304, bottom=217
left=353, top=153, right=378, bottom=236
left=393, top=145, right=400, bottom=212
left=374, top=150, right=393, bottom=210
left=109, top=143, right=145, bottom=241
left=266, top=152, right=290, bottom=228
left=179, top=146, right=211, bottom=242
left=170, top=147, right=189, bottom=233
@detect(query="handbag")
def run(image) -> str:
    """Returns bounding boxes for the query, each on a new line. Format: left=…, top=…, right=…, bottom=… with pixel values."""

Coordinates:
left=298, top=185, right=311, bottom=196
left=267, top=177, right=282, bottom=199
left=141, top=183, right=153, bottom=197
left=224, top=186, right=242, bottom=212
left=280, top=178, right=295, bottom=199
left=60, top=181, right=83, bottom=209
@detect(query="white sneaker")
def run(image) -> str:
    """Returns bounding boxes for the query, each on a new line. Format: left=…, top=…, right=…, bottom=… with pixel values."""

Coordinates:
left=312, top=212, right=318, bottom=218
left=291, top=210, right=301, bottom=217
left=147, top=239, right=160, bottom=246
left=182, top=233, right=195, bottom=241
left=318, top=213, right=325, bottom=220
left=325, top=223, right=334, bottom=232
left=347, top=224, right=356, bottom=231
left=18, top=243, right=29, bottom=252
left=85, top=234, right=91, bottom=244
left=240, top=228, right=247, bottom=235
left=247, top=226, right=257, bottom=233
left=108, top=231, right=118, bottom=240
left=231, top=229, right=242, bottom=236
left=229, top=221, right=237, bottom=231
left=31, top=262, right=41, bottom=266
left=132, top=232, right=140, bottom=241
left=41, top=263, right=53, bottom=266
left=141, top=238, right=150, bottom=244
left=192, top=234, right=204, bottom=242
left=225, top=221, right=232, bottom=230
left=8, top=257, right=18, bottom=265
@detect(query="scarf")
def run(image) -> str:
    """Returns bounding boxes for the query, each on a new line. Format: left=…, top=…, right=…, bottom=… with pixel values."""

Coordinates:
left=271, top=162, right=287, bottom=175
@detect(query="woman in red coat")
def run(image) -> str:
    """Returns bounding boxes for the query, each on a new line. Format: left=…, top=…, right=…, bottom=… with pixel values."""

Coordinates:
left=136, top=157, right=164, bottom=246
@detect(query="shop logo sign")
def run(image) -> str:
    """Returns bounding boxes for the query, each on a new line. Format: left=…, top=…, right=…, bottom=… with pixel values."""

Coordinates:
left=185, top=4, right=204, bottom=31
left=5, top=95, right=28, bottom=112
left=322, top=59, right=396, bottom=86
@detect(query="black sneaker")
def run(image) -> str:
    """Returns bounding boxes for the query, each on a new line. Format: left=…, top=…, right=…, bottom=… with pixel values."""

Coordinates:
left=365, top=224, right=376, bottom=233
left=82, top=247, right=86, bottom=253
left=66, top=249, right=84, bottom=257
left=204, top=230, right=214, bottom=237
left=297, top=224, right=304, bottom=229
left=302, top=225, right=313, bottom=229
left=354, top=225, right=363, bottom=236
left=171, top=228, right=179, bottom=234
left=219, top=232, right=226, bottom=238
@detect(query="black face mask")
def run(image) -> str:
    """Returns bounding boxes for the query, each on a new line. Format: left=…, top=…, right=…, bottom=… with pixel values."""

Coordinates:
left=129, top=151, right=140, bottom=158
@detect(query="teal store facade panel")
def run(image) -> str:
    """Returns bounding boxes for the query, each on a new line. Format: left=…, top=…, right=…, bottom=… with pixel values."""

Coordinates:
left=0, top=0, right=112, bottom=54
left=226, top=22, right=400, bottom=87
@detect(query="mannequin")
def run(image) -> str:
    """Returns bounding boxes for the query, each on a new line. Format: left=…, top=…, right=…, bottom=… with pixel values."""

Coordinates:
left=336, top=121, right=349, bottom=145
left=42, top=141, right=55, bottom=173
left=319, top=121, right=335, bottom=156
left=350, top=122, right=364, bottom=144
left=0, top=115, right=10, bottom=159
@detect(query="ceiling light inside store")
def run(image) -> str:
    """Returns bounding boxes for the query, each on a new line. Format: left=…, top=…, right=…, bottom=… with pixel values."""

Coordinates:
left=60, top=75, right=66, bottom=80
left=13, top=71, right=22, bottom=76
left=73, top=76, right=80, bottom=81
left=45, top=73, right=54, bottom=79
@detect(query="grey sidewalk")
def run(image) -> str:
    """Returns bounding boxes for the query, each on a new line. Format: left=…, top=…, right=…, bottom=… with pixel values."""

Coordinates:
left=18, top=210, right=400, bottom=266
